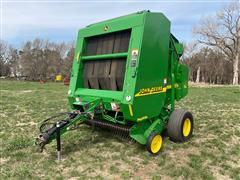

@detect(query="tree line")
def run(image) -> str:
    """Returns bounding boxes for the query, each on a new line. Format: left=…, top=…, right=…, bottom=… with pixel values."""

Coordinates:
left=189, top=2, right=239, bottom=85
left=0, top=2, right=239, bottom=84
left=0, top=39, right=74, bottom=81
left=182, top=45, right=234, bottom=84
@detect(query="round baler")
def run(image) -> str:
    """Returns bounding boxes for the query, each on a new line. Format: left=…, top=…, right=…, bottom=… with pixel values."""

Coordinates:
left=36, top=10, right=193, bottom=155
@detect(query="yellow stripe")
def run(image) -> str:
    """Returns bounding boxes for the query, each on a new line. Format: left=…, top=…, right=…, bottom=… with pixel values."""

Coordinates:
left=128, top=104, right=133, bottom=116
left=135, top=91, right=162, bottom=97
left=76, top=52, right=80, bottom=62
left=137, top=116, right=148, bottom=122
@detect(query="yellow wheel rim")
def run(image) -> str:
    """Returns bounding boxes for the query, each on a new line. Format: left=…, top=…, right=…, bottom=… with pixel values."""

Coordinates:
left=183, top=118, right=191, bottom=137
left=150, top=135, right=162, bottom=154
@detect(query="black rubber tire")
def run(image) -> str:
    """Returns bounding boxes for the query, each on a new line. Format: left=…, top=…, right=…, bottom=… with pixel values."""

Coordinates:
left=146, top=131, right=162, bottom=154
left=167, top=109, right=194, bottom=142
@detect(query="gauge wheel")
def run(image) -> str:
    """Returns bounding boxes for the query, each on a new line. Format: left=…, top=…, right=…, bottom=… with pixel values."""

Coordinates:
left=146, top=131, right=163, bottom=154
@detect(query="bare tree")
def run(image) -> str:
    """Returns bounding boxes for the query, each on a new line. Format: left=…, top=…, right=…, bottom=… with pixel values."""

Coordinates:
left=20, top=41, right=37, bottom=80
left=0, top=41, right=11, bottom=76
left=8, top=46, right=19, bottom=77
left=62, top=42, right=75, bottom=77
left=194, top=2, right=240, bottom=85
left=0, top=41, right=9, bottom=62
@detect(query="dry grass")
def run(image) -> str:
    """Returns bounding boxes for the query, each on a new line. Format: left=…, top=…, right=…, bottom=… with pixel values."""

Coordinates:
left=0, top=80, right=240, bottom=179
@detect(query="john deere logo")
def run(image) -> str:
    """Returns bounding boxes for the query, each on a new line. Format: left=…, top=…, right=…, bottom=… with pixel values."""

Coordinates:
left=103, top=26, right=109, bottom=31
left=135, top=86, right=167, bottom=97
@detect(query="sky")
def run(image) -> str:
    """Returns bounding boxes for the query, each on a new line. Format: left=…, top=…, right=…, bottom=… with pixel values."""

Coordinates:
left=0, top=0, right=235, bottom=48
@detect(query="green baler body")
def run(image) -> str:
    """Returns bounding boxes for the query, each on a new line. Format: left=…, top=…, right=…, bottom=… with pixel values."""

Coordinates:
left=68, top=11, right=188, bottom=145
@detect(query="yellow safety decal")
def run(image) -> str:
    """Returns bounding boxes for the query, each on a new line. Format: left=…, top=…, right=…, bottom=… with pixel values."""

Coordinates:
left=137, top=116, right=148, bottom=122
left=76, top=52, right=80, bottom=62
left=135, top=86, right=167, bottom=97
left=103, top=26, right=109, bottom=31
left=128, top=104, right=133, bottom=116
left=166, top=85, right=172, bottom=89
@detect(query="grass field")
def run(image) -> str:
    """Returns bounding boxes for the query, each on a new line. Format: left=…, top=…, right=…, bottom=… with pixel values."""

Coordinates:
left=0, top=80, right=240, bottom=179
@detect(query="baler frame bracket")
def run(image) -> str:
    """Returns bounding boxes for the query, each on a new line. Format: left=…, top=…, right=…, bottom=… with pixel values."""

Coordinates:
left=130, top=117, right=165, bottom=145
